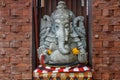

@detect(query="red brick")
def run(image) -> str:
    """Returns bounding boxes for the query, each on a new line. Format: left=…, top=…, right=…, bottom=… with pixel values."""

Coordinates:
left=22, top=72, right=32, bottom=79
left=25, top=2, right=31, bottom=7
left=100, top=66, right=112, bottom=72
left=11, top=24, right=22, bottom=33
left=102, top=57, right=110, bottom=64
left=103, top=41, right=114, bottom=48
left=10, top=40, right=22, bottom=48
left=97, top=19, right=109, bottom=26
left=22, top=41, right=31, bottom=48
left=22, top=57, right=31, bottom=64
left=0, top=57, right=10, bottom=64
left=93, top=41, right=102, bottom=48
left=1, top=33, right=6, bottom=39
left=4, top=33, right=17, bottom=41
left=102, top=73, right=110, bottom=79
left=4, top=32, right=27, bottom=42
left=0, top=8, right=10, bottom=17
left=0, top=48, right=14, bottom=57
left=103, top=41, right=109, bottom=47
left=0, top=41, right=9, bottom=48
left=104, top=0, right=111, bottom=1
left=102, top=9, right=109, bottom=17
left=103, top=24, right=111, bottom=32
left=114, top=9, right=120, bottom=17
left=93, top=57, right=102, bottom=64
left=93, top=72, right=102, bottom=80
left=0, top=65, right=6, bottom=71
left=114, top=41, right=120, bottom=47
left=10, top=56, right=22, bottom=65
left=12, top=74, right=22, bottom=80
left=11, top=63, right=29, bottom=72
left=22, top=24, right=32, bottom=32
left=109, top=9, right=114, bottom=16
left=114, top=26, right=120, bottom=31
left=17, top=48, right=30, bottom=56
left=110, top=63, right=120, bottom=72
left=0, top=1, right=6, bottom=8
left=0, top=25, right=10, bottom=32
left=4, top=65, right=11, bottom=72
left=10, top=8, right=23, bottom=17
left=5, top=0, right=30, bottom=4
left=93, top=25, right=103, bottom=32
left=114, top=57, right=120, bottom=62
left=6, top=17, right=27, bottom=25
left=114, top=73, right=120, bottom=79
left=0, top=17, right=6, bottom=24
left=0, top=73, right=10, bottom=80
left=23, top=8, right=31, bottom=16
left=0, top=50, right=6, bottom=56
left=109, top=17, right=120, bottom=26
left=101, top=34, right=119, bottom=41
left=92, top=50, right=100, bottom=56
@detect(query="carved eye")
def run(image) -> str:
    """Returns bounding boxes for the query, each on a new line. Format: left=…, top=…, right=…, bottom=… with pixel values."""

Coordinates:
left=65, top=24, right=69, bottom=27
left=55, top=25, right=59, bottom=30
left=56, top=25, right=59, bottom=28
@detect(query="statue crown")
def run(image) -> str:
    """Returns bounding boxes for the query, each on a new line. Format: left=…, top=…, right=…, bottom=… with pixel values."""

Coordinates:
left=52, top=1, right=73, bottom=22
left=57, top=1, right=66, bottom=9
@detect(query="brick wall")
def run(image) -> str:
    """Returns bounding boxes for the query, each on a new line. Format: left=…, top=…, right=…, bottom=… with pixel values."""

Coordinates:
left=0, top=0, right=32, bottom=80
left=0, top=0, right=120, bottom=80
left=92, top=0, right=120, bottom=79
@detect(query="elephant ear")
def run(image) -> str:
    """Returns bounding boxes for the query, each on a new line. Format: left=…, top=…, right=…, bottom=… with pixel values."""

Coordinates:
left=73, top=16, right=86, bottom=49
left=39, top=15, right=52, bottom=47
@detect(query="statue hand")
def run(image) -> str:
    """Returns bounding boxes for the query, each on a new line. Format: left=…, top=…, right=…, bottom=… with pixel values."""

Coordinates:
left=78, top=52, right=87, bottom=63
left=39, top=49, right=50, bottom=64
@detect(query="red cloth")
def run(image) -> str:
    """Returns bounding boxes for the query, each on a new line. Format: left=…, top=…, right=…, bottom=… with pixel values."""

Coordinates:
left=34, top=64, right=91, bottom=73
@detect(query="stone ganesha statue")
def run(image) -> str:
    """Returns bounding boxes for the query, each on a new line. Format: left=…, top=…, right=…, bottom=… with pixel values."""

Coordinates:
left=38, top=1, right=87, bottom=66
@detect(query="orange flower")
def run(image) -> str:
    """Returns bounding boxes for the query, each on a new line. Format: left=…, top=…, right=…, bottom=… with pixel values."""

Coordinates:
left=47, top=49, right=52, bottom=55
left=72, top=48, right=80, bottom=55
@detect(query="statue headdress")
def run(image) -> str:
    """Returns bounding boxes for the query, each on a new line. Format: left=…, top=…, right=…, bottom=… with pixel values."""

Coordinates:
left=51, top=1, right=75, bottom=22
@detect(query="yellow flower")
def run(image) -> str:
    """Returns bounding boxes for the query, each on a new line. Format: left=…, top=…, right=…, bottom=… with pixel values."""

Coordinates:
left=72, top=48, right=80, bottom=55
left=47, top=49, right=52, bottom=55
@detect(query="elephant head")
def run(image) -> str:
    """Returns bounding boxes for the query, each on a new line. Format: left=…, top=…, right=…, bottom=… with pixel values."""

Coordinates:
left=51, top=1, right=75, bottom=54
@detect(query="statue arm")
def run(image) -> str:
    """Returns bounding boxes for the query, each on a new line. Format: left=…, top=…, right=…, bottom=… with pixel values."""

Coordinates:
left=38, top=15, right=52, bottom=64
left=74, top=16, right=86, bottom=35
left=73, top=16, right=86, bottom=49
left=72, top=16, right=87, bottom=63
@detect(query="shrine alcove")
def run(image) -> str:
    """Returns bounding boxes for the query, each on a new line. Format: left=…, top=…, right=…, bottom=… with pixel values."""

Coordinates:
left=32, top=0, right=92, bottom=71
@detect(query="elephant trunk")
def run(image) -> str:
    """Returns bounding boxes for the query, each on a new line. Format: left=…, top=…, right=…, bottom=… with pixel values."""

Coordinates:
left=56, top=24, right=70, bottom=54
